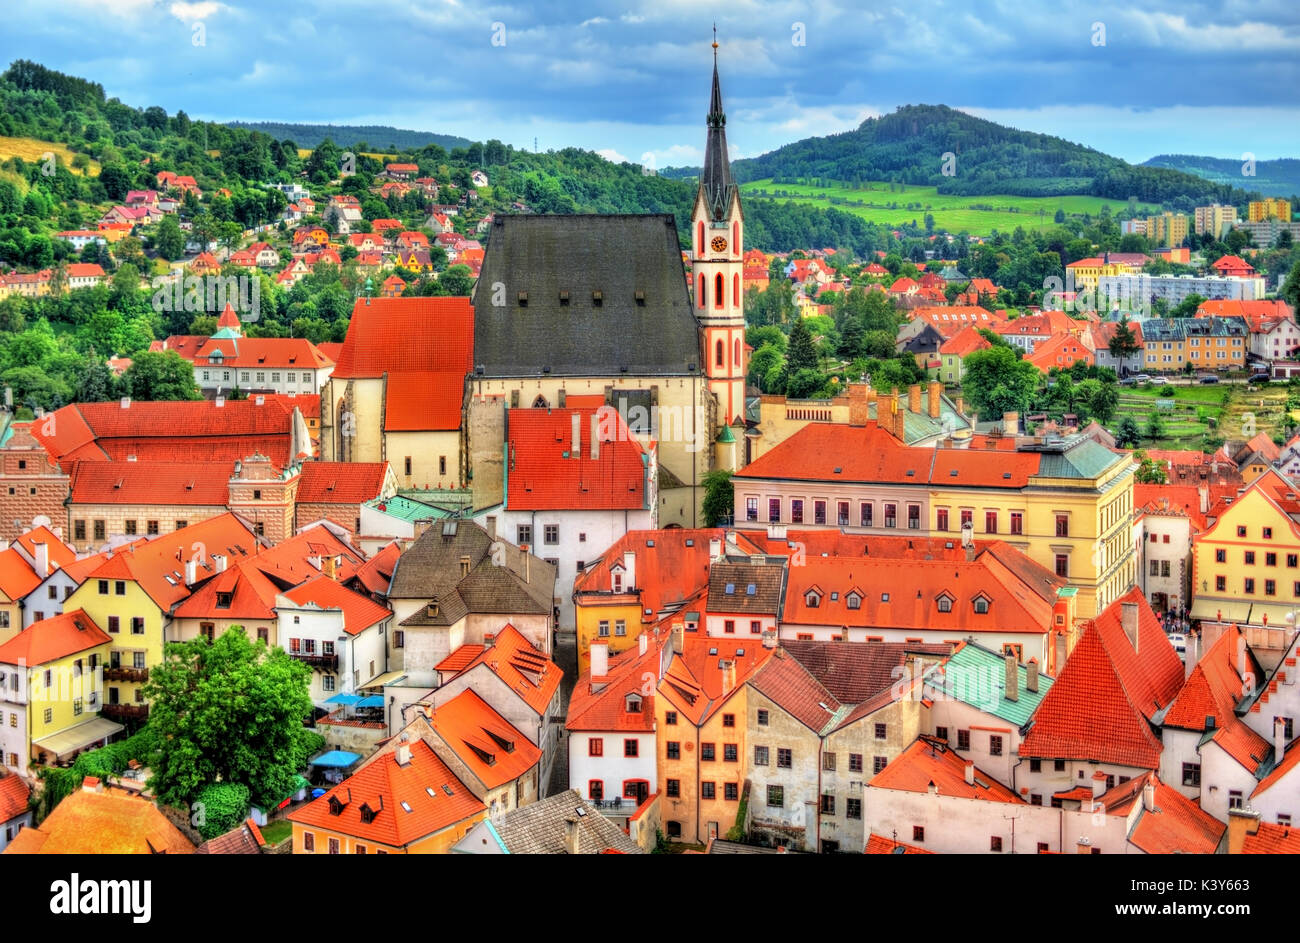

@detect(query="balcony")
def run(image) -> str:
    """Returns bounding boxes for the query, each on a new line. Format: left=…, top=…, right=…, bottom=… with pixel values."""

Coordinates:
left=101, top=702, right=149, bottom=722
left=104, top=667, right=149, bottom=683
left=291, top=652, right=339, bottom=670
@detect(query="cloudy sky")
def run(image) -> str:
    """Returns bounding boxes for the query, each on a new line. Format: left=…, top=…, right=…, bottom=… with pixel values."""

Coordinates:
left=4, top=0, right=1298, bottom=168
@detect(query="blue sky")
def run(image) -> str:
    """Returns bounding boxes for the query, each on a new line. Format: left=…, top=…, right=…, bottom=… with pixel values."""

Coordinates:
left=4, top=0, right=1298, bottom=168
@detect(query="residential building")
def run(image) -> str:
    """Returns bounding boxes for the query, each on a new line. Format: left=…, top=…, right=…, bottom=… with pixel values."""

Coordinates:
left=276, top=576, right=393, bottom=709
left=1026, top=333, right=1094, bottom=373
left=937, top=325, right=990, bottom=384
left=1248, top=199, right=1291, bottom=223
left=1134, top=484, right=1198, bottom=613
left=1144, top=212, right=1190, bottom=248
left=1101, top=273, right=1266, bottom=310
left=453, top=788, right=644, bottom=854
left=0, top=772, right=31, bottom=850
left=1138, top=317, right=1249, bottom=373
left=1090, top=320, right=1145, bottom=377
left=1195, top=204, right=1238, bottom=238
left=3, top=776, right=194, bottom=854
left=1227, top=808, right=1300, bottom=853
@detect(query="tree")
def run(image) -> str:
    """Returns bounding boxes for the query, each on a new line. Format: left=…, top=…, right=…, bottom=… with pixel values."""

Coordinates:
left=1108, top=320, right=1140, bottom=358
left=1171, top=293, right=1206, bottom=318
left=73, top=355, right=118, bottom=402
left=748, top=344, right=783, bottom=391
left=152, top=214, right=185, bottom=261
left=121, top=350, right=202, bottom=401
left=786, top=318, right=819, bottom=374
left=98, top=164, right=132, bottom=201
left=962, top=345, right=1039, bottom=416
left=1115, top=415, right=1141, bottom=448
left=143, top=628, right=323, bottom=809
left=1145, top=410, right=1166, bottom=441
left=701, top=470, right=733, bottom=526
left=1281, top=259, right=1300, bottom=311
left=1135, top=457, right=1168, bottom=484
left=1083, top=379, right=1119, bottom=425
left=435, top=264, right=473, bottom=296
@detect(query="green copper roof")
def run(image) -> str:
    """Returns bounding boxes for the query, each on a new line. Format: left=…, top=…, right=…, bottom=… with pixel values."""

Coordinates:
left=366, top=494, right=454, bottom=522
left=212, top=327, right=240, bottom=339
left=716, top=425, right=736, bottom=443
left=924, top=641, right=1054, bottom=728
left=1033, top=437, right=1127, bottom=480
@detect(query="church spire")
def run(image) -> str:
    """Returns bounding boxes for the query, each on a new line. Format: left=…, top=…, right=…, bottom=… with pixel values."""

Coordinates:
left=700, top=30, right=734, bottom=222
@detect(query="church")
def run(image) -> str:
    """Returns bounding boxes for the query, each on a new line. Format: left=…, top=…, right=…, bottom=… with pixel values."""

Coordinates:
left=467, top=45, right=749, bottom=526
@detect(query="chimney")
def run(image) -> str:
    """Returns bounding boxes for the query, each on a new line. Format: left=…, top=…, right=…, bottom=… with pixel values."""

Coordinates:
left=82, top=776, right=104, bottom=794
left=590, top=641, right=608, bottom=678
left=639, top=632, right=648, bottom=656
left=1121, top=601, right=1139, bottom=652
left=255, top=394, right=265, bottom=406
left=956, top=394, right=964, bottom=415
left=215, top=395, right=225, bottom=408
left=570, top=412, right=581, bottom=457
left=1227, top=808, right=1262, bottom=855
left=185, top=558, right=198, bottom=585
left=1026, top=659, right=1039, bottom=693
left=1005, top=652, right=1018, bottom=702
left=848, top=383, right=870, bottom=427
left=120, top=396, right=131, bottom=409
left=413, top=519, right=433, bottom=540
left=1091, top=771, right=1107, bottom=798
left=213, top=553, right=227, bottom=573
left=709, top=537, right=722, bottom=560
left=564, top=817, right=581, bottom=855
left=1142, top=777, right=1155, bottom=812
left=927, top=380, right=942, bottom=418
left=622, top=550, right=635, bottom=591
left=322, top=554, right=337, bottom=581
left=33, top=541, right=48, bottom=577
left=395, top=743, right=411, bottom=767
left=590, top=413, right=600, bottom=461
left=908, top=383, right=922, bottom=415
left=1002, top=411, right=1019, bottom=435
left=767, top=523, right=787, bottom=540
left=721, top=659, right=736, bottom=695
left=1275, top=716, right=1288, bottom=758
left=485, top=517, right=496, bottom=540
left=964, top=761, right=974, bottom=786
left=670, top=623, right=684, bottom=654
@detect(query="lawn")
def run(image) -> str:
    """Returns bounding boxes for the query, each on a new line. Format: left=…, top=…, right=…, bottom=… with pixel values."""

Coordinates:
left=0, top=135, right=100, bottom=176
left=1107, top=383, right=1293, bottom=450
left=738, top=178, right=1159, bottom=236
left=259, top=819, right=293, bottom=846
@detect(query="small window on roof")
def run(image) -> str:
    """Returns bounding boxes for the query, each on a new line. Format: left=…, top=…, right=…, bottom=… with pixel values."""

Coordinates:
left=646, top=539, right=655, bottom=547
left=708, top=647, right=718, bottom=656
left=592, top=290, right=603, bottom=306
left=517, top=291, right=528, bottom=305
left=881, top=593, right=890, bottom=602
left=725, top=583, right=735, bottom=594
left=974, top=597, right=990, bottom=614
left=746, top=584, right=757, bottom=595
left=1003, top=472, right=1012, bottom=479
left=559, top=290, right=570, bottom=305
left=400, top=801, right=412, bottom=813
left=634, top=290, right=645, bottom=305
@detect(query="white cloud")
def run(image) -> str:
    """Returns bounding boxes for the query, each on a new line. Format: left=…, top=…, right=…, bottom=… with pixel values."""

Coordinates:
left=580, top=16, right=609, bottom=27
left=596, top=147, right=630, bottom=163
left=169, top=1, right=226, bottom=21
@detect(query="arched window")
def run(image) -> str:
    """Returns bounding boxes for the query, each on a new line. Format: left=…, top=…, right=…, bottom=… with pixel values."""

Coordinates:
left=532, top=395, right=548, bottom=408
left=698, top=273, right=706, bottom=309
left=734, top=273, right=740, bottom=304
left=734, top=338, right=741, bottom=366
left=715, top=273, right=724, bottom=309
left=716, top=339, right=725, bottom=367
left=697, top=221, right=705, bottom=255
left=733, top=221, right=739, bottom=248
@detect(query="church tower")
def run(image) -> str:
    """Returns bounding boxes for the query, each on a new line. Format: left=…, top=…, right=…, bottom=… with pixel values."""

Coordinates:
left=691, top=37, right=746, bottom=446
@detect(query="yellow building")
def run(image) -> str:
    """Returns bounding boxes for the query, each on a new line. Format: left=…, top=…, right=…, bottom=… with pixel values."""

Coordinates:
left=1142, top=317, right=1248, bottom=373
left=1191, top=469, right=1300, bottom=634
left=289, top=737, right=486, bottom=854
left=0, top=609, right=119, bottom=776
left=1248, top=199, right=1291, bottom=223
left=1146, top=213, right=1190, bottom=248
left=1195, top=204, right=1238, bottom=237
left=1066, top=257, right=1136, bottom=293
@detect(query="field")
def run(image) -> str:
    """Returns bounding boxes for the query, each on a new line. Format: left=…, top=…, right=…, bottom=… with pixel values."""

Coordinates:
left=0, top=135, right=100, bottom=176
left=739, top=178, right=1159, bottom=236
left=1107, top=384, right=1293, bottom=450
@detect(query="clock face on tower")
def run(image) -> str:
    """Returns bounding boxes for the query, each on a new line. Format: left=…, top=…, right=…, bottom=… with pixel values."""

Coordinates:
left=710, top=235, right=728, bottom=254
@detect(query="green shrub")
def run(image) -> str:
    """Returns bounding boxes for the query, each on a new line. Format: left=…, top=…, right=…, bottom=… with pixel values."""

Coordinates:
left=193, top=782, right=251, bottom=841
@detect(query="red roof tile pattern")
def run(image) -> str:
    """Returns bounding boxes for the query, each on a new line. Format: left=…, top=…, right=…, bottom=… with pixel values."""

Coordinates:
left=352, top=541, right=399, bottom=596
left=659, top=636, right=773, bottom=726
left=0, top=774, right=30, bottom=824
left=69, top=461, right=233, bottom=506
left=865, top=833, right=934, bottom=854
left=287, top=739, right=483, bottom=848
left=13, top=526, right=77, bottom=575
left=0, top=609, right=111, bottom=666
left=506, top=407, right=647, bottom=511
left=0, top=548, right=42, bottom=601
left=1240, top=820, right=1300, bottom=853
left=869, top=737, right=1022, bottom=802
left=297, top=462, right=390, bottom=504
left=447, top=624, right=561, bottom=715
left=573, top=528, right=729, bottom=620
left=423, top=688, right=542, bottom=789
left=436, top=644, right=486, bottom=675
left=566, top=634, right=661, bottom=733
left=939, top=324, right=992, bottom=357
left=4, top=783, right=195, bottom=854
left=749, top=650, right=841, bottom=733
left=1102, top=773, right=1225, bottom=855
left=282, top=576, right=392, bottom=635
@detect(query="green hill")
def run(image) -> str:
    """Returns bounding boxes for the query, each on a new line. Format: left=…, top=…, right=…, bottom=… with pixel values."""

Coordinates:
left=1141, top=154, right=1300, bottom=200
left=224, top=121, right=472, bottom=153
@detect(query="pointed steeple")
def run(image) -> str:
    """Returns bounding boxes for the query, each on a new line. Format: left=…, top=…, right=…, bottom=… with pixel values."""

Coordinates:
left=700, top=32, right=734, bottom=222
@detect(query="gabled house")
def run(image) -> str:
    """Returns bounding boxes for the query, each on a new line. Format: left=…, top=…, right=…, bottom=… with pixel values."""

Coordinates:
left=453, top=788, right=644, bottom=854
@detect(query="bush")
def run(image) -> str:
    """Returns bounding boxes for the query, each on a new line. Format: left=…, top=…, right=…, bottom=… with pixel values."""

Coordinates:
left=193, top=782, right=251, bottom=841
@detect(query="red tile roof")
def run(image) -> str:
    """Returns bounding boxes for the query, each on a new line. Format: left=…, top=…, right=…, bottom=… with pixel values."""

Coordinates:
left=384, top=371, right=466, bottom=432
left=352, top=541, right=399, bottom=596
left=566, top=635, right=660, bottom=733
left=939, top=324, right=991, bottom=357
left=217, top=303, right=241, bottom=329
left=423, top=688, right=542, bottom=789
left=659, top=636, right=773, bottom=726
left=448, top=624, right=561, bottom=715
left=287, top=739, right=483, bottom=848
left=13, top=526, right=77, bottom=575
left=1100, top=773, right=1225, bottom=854
left=436, top=645, right=486, bottom=675
left=869, top=737, right=1022, bottom=802
left=69, top=460, right=233, bottom=506
left=865, top=833, right=934, bottom=854
left=1239, top=819, right=1300, bottom=853
left=189, top=337, right=333, bottom=370
left=0, top=548, right=43, bottom=601
left=506, top=407, right=647, bottom=511
left=4, top=783, right=194, bottom=854
left=297, top=462, right=390, bottom=504
left=0, top=609, right=111, bottom=667
left=748, top=649, right=841, bottom=733
left=0, top=774, right=30, bottom=824
left=1020, top=588, right=1182, bottom=768
left=282, top=575, right=392, bottom=635
left=573, top=528, right=729, bottom=621
left=1026, top=333, right=1095, bottom=372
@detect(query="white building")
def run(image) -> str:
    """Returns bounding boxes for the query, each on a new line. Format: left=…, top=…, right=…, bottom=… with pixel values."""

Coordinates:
left=1135, top=496, right=1195, bottom=614
left=1099, top=272, right=1267, bottom=308
left=275, top=576, right=392, bottom=709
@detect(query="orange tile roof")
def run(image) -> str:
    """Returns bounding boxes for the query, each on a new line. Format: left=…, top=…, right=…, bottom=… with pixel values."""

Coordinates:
left=424, top=688, right=542, bottom=789
left=289, top=738, right=485, bottom=848
left=1163, top=626, right=1268, bottom=774
left=0, top=609, right=110, bottom=666
left=864, top=833, right=934, bottom=854
left=173, top=558, right=283, bottom=620
left=3, top=782, right=194, bottom=854
left=69, top=460, right=233, bottom=506
left=1026, top=333, right=1095, bottom=372
left=282, top=575, right=391, bottom=635
left=868, top=737, right=1022, bottom=802
left=566, top=635, right=661, bottom=733
left=297, top=462, right=390, bottom=504
left=1240, top=819, right=1300, bottom=853
left=749, top=649, right=841, bottom=733
left=189, top=337, right=333, bottom=370
left=1133, top=483, right=1209, bottom=531
left=449, top=624, right=561, bottom=715
left=384, top=371, right=466, bottom=432
left=659, top=635, right=773, bottom=726
left=0, top=547, right=42, bottom=601
left=1020, top=588, right=1183, bottom=768
left=333, top=297, right=473, bottom=378
left=506, top=407, right=647, bottom=511
left=12, top=527, right=77, bottom=575
left=352, top=541, right=399, bottom=596
left=1102, top=773, right=1225, bottom=855
left=573, top=528, right=729, bottom=621
left=0, top=773, right=30, bottom=823
left=939, top=324, right=991, bottom=357
left=436, top=644, right=486, bottom=674
left=217, top=303, right=241, bottom=329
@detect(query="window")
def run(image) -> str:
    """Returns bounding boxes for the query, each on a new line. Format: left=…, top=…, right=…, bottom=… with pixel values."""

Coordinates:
left=823, top=753, right=837, bottom=771
left=757, top=709, right=769, bottom=726
left=791, top=499, right=803, bottom=524
left=394, top=630, right=404, bottom=649
left=767, top=785, right=784, bottom=808
left=1161, top=560, right=1171, bottom=578
left=874, top=723, right=887, bottom=740
left=1054, top=759, right=1066, bottom=772
left=1010, top=511, right=1023, bottom=535
left=147, top=520, right=158, bottom=536
left=884, top=504, right=897, bottom=528
left=544, top=525, right=559, bottom=545
left=666, top=779, right=680, bottom=798
left=516, top=524, right=532, bottom=546
left=849, top=753, right=863, bottom=773
left=754, top=746, right=769, bottom=766
left=957, top=729, right=971, bottom=751
left=820, top=794, right=835, bottom=815
left=75, top=521, right=86, bottom=541
left=1246, top=551, right=1256, bottom=565
left=322, top=675, right=335, bottom=691
left=666, top=741, right=680, bottom=759
left=131, top=617, right=144, bottom=634
left=1279, top=814, right=1293, bottom=827
left=439, top=456, right=447, bottom=476
left=1182, top=762, right=1201, bottom=787
left=985, top=511, right=998, bottom=534
left=94, top=520, right=106, bottom=541
left=769, top=498, right=781, bottom=522
left=1150, top=560, right=1159, bottom=576
left=814, top=500, right=826, bottom=525
left=598, top=620, right=609, bottom=638
left=722, top=713, right=735, bottom=728
left=746, top=497, right=758, bottom=522
left=1216, top=576, right=1227, bottom=592
left=725, top=782, right=738, bottom=801
left=125, top=520, right=137, bottom=536
left=665, top=711, right=677, bottom=726
left=1238, top=526, right=1248, bottom=538
left=1267, top=553, right=1278, bottom=567
left=990, top=735, right=1003, bottom=756
left=873, top=756, right=888, bottom=774
left=1055, top=554, right=1069, bottom=578
left=913, top=826, right=925, bottom=842
left=624, top=739, right=638, bottom=758
left=303, top=832, right=315, bottom=852
left=960, top=509, right=972, bottom=529
left=1229, top=790, right=1244, bottom=810
left=589, top=781, right=604, bottom=801
left=724, top=619, right=735, bottom=634
left=1055, top=514, right=1069, bottom=538
left=991, top=836, right=1003, bottom=852
left=43, top=708, right=52, bottom=724
left=701, top=743, right=715, bottom=762
left=615, top=619, right=627, bottom=637
left=1245, top=578, right=1256, bottom=595
left=838, top=501, right=849, bottom=526
left=1030, top=758, right=1041, bottom=773
left=108, top=616, right=119, bottom=634
left=751, top=620, right=761, bottom=634
left=777, top=748, right=792, bottom=768
left=1031, top=794, right=1043, bottom=806
left=702, top=782, right=716, bottom=800
left=935, top=726, right=948, bottom=742
left=907, top=505, right=920, bottom=529
left=588, top=738, right=603, bottom=757
left=176, top=520, right=187, bottom=530
left=1289, top=554, right=1298, bottom=568
left=937, top=595, right=953, bottom=613
left=1276, top=717, right=1294, bottom=741
left=73, top=697, right=83, bottom=716
left=1266, top=580, right=1277, bottom=596
left=860, top=503, right=872, bottom=527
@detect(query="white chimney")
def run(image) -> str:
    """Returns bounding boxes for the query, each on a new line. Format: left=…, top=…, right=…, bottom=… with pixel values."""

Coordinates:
left=213, top=553, right=227, bottom=573
left=639, top=632, right=648, bottom=656
left=185, top=558, right=198, bottom=585
left=964, top=761, right=975, bottom=786
left=1142, top=778, right=1155, bottom=812
left=119, top=396, right=131, bottom=409
left=721, top=659, right=736, bottom=695
left=1026, top=660, right=1039, bottom=694
left=622, top=550, right=635, bottom=591
left=709, top=537, right=722, bottom=560
left=1091, top=773, right=1107, bottom=798
left=33, top=541, right=48, bottom=577
left=1005, top=652, right=1018, bottom=702
left=255, top=394, right=265, bottom=406
left=589, top=413, right=600, bottom=461
left=396, top=743, right=411, bottom=766
left=215, top=395, right=225, bottom=408
left=570, top=412, right=581, bottom=457
left=1275, top=716, right=1288, bottom=758
left=590, top=642, right=608, bottom=678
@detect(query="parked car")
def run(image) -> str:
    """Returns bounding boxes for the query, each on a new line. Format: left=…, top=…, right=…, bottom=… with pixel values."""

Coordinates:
left=1152, top=376, right=1172, bottom=385
left=1249, top=372, right=1272, bottom=384
left=1133, top=374, right=1152, bottom=383
left=1120, top=377, right=1139, bottom=386
left=1166, top=633, right=1188, bottom=659
left=1198, top=374, right=1220, bottom=384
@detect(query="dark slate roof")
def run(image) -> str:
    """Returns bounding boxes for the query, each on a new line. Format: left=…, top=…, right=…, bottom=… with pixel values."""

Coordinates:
left=706, top=559, right=785, bottom=615
left=389, top=520, right=555, bottom=624
left=782, top=640, right=951, bottom=703
left=472, top=214, right=701, bottom=378
left=487, top=789, right=644, bottom=854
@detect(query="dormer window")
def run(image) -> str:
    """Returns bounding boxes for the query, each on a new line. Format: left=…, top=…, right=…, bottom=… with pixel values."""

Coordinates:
left=215, top=592, right=233, bottom=609
left=936, top=594, right=954, bottom=613
left=359, top=802, right=377, bottom=824
left=805, top=590, right=821, bottom=609
left=846, top=592, right=862, bottom=610
left=725, top=583, right=735, bottom=595
left=973, top=596, right=990, bottom=614
left=625, top=693, right=642, bottom=714
left=612, top=569, right=624, bottom=593
left=328, top=795, right=346, bottom=816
